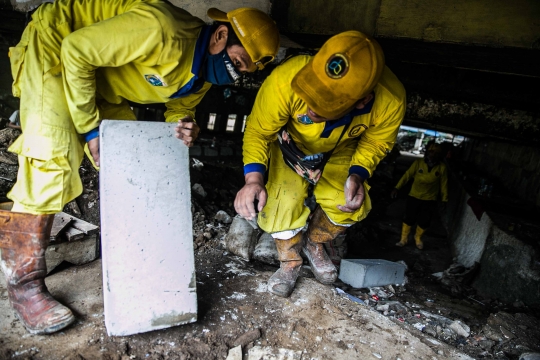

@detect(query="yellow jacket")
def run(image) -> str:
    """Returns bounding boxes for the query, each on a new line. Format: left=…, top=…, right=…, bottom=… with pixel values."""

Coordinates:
left=243, top=55, right=406, bottom=178
left=396, top=159, right=449, bottom=201
left=27, top=0, right=211, bottom=134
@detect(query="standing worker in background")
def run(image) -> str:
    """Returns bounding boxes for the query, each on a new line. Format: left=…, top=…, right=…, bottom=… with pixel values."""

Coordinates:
left=1, top=0, right=279, bottom=335
left=391, top=141, right=449, bottom=249
left=235, top=31, right=406, bottom=298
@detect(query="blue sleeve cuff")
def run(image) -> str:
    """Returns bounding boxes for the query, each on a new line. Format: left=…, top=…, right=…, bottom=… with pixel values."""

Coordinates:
left=84, top=128, right=99, bottom=142
left=349, top=165, right=370, bottom=180
left=244, top=163, right=266, bottom=176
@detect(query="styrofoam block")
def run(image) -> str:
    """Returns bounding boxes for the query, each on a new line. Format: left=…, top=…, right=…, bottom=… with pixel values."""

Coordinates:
left=100, top=120, right=197, bottom=336
left=339, top=259, right=406, bottom=288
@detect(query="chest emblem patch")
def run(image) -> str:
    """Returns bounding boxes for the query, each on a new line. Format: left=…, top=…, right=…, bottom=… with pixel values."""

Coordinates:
left=418, top=169, right=424, bottom=173
left=144, top=74, right=167, bottom=87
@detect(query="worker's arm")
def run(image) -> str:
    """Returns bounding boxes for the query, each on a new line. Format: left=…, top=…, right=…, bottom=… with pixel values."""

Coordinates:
left=166, top=83, right=212, bottom=146
left=349, top=98, right=406, bottom=183
left=165, top=82, right=212, bottom=123
left=391, top=159, right=419, bottom=198
left=396, top=159, right=419, bottom=189
left=234, top=63, right=294, bottom=219
left=61, top=10, right=164, bottom=135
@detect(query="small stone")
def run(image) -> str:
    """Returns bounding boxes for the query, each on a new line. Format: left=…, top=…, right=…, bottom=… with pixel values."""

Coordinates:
left=499, top=326, right=515, bottom=339
left=226, top=345, right=242, bottom=360
left=424, top=325, right=437, bottom=337
left=479, top=340, right=495, bottom=350
left=449, top=320, right=470, bottom=338
left=195, top=234, right=205, bottom=243
left=215, top=210, right=233, bottom=224
left=192, top=183, right=207, bottom=197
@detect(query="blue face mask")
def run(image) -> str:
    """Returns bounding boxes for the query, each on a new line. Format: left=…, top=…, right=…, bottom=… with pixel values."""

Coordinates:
left=202, top=48, right=242, bottom=85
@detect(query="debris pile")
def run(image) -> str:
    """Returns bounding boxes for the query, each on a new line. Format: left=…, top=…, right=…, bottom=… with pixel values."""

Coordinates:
left=432, top=261, right=480, bottom=296
left=189, top=158, right=244, bottom=254
left=334, top=265, right=540, bottom=359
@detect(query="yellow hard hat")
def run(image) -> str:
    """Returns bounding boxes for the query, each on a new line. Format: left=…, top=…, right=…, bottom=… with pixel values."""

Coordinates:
left=291, top=30, right=385, bottom=119
left=207, top=8, right=280, bottom=70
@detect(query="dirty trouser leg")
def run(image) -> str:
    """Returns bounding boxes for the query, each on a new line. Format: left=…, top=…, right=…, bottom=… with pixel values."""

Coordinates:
left=257, top=141, right=311, bottom=235
left=4, top=23, right=79, bottom=334
left=8, top=22, right=85, bottom=215
left=308, top=146, right=372, bottom=274
left=257, top=142, right=309, bottom=297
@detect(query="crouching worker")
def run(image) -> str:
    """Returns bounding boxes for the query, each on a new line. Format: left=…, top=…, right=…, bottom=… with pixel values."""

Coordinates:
left=2, top=0, right=279, bottom=334
left=234, top=31, right=406, bottom=298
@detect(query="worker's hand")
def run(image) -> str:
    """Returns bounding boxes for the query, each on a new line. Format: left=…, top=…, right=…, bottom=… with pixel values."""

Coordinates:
left=88, top=137, right=100, bottom=167
left=390, top=188, right=398, bottom=199
left=337, top=174, right=365, bottom=213
left=234, top=172, right=267, bottom=221
left=175, top=116, right=200, bottom=147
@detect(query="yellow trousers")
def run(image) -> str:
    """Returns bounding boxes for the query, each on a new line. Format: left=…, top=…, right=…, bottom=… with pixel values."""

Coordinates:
left=8, top=23, right=135, bottom=215
left=258, top=141, right=372, bottom=234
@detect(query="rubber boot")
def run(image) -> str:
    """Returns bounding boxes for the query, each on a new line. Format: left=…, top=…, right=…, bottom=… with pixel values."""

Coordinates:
left=267, top=232, right=303, bottom=298
left=415, top=226, right=426, bottom=250
left=302, top=207, right=344, bottom=284
left=395, top=223, right=411, bottom=247
left=0, top=210, right=75, bottom=334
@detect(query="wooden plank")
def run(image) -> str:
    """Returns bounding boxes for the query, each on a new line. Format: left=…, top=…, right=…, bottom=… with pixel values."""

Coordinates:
left=50, top=212, right=74, bottom=242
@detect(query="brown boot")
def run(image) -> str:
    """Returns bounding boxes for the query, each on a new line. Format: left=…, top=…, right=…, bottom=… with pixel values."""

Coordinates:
left=267, top=232, right=303, bottom=298
left=303, top=207, right=344, bottom=284
left=0, top=210, right=75, bottom=334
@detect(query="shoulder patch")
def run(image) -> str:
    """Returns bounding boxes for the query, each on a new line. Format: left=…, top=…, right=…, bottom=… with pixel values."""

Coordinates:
left=144, top=74, right=167, bottom=87
left=348, top=124, right=368, bottom=137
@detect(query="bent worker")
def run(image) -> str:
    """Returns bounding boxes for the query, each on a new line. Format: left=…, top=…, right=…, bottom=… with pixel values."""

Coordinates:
left=1, top=0, right=279, bottom=334
left=391, top=141, right=448, bottom=249
left=234, top=31, right=406, bottom=298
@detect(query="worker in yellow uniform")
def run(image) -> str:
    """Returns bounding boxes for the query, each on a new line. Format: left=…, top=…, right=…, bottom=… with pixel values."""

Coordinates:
left=234, top=31, right=406, bottom=298
left=391, top=142, right=448, bottom=249
left=1, top=0, right=279, bottom=335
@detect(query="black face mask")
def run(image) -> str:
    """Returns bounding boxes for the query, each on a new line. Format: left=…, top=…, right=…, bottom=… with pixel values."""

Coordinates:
left=202, top=48, right=242, bottom=85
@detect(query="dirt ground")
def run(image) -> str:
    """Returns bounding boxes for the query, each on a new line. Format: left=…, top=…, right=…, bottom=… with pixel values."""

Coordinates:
left=1, top=128, right=539, bottom=360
